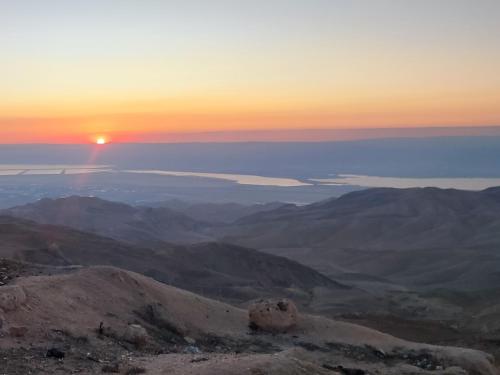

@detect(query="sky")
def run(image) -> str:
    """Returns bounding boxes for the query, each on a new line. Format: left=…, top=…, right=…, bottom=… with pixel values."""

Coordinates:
left=1, top=0, right=500, bottom=143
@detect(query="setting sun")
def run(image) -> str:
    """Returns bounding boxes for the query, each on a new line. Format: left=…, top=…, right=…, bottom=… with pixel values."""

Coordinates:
left=96, top=137, right=107, bottom=145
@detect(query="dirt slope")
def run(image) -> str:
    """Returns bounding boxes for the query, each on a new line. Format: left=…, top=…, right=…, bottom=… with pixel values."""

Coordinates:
left=0, top=215, right=347, bottom=306
left=0, top=267, right=497, bottom=375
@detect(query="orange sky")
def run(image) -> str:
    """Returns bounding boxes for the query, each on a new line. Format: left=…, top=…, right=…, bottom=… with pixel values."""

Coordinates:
left=1, top=1, right=500, bottom=143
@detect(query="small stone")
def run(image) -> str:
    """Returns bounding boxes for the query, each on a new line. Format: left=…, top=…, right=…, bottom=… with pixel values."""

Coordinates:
left=184, top=345, right=202, bottom=354
left=191, top=357, right=209, bottom=363
left=184, top=336, right=196, bottom=345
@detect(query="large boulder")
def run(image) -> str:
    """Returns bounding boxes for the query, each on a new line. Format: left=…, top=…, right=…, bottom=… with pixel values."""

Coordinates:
left=0, top=285, right=26, bottom=312
left=248, top=298, right=298, bottom=333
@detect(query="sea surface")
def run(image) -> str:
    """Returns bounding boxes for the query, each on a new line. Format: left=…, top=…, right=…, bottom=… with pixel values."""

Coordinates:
left=0, top=165, right=111, bottom=176
left=312, top=174, right=500, bottom=190
left=1, top=165, right=500, bottom=190
left=124, top=170, right=310, bottom=187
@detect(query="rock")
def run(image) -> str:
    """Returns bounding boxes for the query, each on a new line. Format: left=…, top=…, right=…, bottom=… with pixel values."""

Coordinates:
left=184, top=336, right=196, bottom=345
left=86, top=352, right=101, bottom=363
left=371, top=347, right=386, bottom=358
left=0, top=285, right=26, bottom=312
left=184, top=345, right=202, bottom=354
left=9, top=325, right=28, bottom=337
left=124, top=324, right=148, bottom=347
left=191, top=357, right=209, bottom=363
left=248, top=298, right=298, bottom=333
left=46, top=348, right=65, bottom=359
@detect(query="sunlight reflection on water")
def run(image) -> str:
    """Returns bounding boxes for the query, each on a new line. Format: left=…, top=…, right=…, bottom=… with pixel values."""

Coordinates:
left=312, top=174, right=500, bottom=190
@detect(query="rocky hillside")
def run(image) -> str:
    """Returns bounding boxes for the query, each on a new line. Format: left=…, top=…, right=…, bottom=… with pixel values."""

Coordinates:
left=222, top=187, right=500, bottom=250
left=211, top=187, right=500, bottom=291
left=1, top=266, right=497, bottom=375
left=3, top=196, right=211, bottom=244
left=0, top=215, right=348, bottom=306
left=6, top=190, right=500, bottom=354
left=153, top=199, right=287, bottom=223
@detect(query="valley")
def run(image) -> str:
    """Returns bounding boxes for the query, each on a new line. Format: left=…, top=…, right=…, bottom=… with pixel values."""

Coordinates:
left=2, top=187, right=500, bottom=373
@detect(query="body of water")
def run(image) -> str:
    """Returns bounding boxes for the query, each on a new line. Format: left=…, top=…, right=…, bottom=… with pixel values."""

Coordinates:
left=124, top=170, right=311, bottom=187
left=2, top=165, right=500, bottom=190
left=312, top=174, right=500, bottom=190
left=0, top=165, right=111, bottom=176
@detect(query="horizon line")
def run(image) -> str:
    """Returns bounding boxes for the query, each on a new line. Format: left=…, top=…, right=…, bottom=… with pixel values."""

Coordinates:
left=1, top=125, right=500, bottom=145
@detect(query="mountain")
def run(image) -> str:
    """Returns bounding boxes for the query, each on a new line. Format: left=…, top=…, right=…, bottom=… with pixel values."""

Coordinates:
left=4, top=190, right=500, bottom=371
left=225, top=187, right=500, bottom=250
left=17, top=188, right=500, bottom=252
left=153, top=199, right=288, bottom=223
left=215, top=187, right=500, bottom=290
left=8, top=191, right=500, bottom=342
left=3, top=196, right=212, bottom=244
left=8, top=190, right=500, bottom=301
left=1, top=265, right=496, bottom=375
left=0, top=215, right=347, bottom=306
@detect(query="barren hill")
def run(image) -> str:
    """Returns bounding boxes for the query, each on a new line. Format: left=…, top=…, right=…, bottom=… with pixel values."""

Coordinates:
left=153, top=199, right=287, bottom=223
left=0, top=215, right=347, bottom=306
left=6, top=191, right=500, bottom=350
left=1, top=266, right=497, bottom=375
left=225, top=187, right=500, bottom=250
left=216, top=187, right=500, bottom=291
left=3, top=196, right=211, bottom=244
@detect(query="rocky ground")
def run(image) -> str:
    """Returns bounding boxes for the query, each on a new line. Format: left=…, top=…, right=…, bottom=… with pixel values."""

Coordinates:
left=1, top=263, right=498, bottom=375
left=0, top=259, right=76, bottom=286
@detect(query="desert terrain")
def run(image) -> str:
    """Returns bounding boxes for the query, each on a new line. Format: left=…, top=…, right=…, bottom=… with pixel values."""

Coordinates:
left=1, top=187, right=500, bottom=373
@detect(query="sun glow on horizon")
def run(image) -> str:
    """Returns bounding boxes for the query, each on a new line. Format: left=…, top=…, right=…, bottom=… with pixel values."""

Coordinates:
left=96, top=137, right=107, bottom=145
left=1, top=1, right=499, bottom=143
